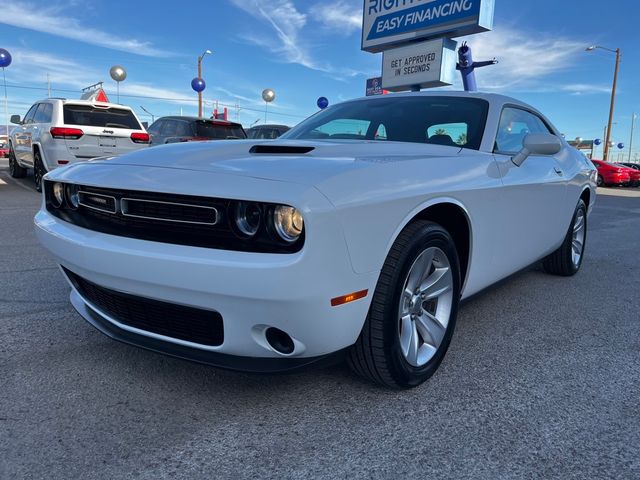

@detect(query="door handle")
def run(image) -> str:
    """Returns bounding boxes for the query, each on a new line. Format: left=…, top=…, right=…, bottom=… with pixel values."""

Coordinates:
left=554, top=167, right=563, bottom=175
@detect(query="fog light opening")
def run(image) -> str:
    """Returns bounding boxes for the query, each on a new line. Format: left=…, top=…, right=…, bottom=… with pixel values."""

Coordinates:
left=265, top=327, right=295, bottom=355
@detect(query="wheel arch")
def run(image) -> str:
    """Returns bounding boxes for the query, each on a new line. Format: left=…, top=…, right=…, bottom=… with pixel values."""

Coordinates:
left=385, top=198, right=473, bottom=292
left=32, top=143, right=49, bottom=171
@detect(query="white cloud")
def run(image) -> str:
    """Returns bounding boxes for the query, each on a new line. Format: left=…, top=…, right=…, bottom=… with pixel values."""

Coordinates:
left=229, top=0, right=319, bottom=70
left=228, top=0, right=377, bottom=81
left=310, top=1, right=362, bottom=34
left=455, top=28, right=587, bottom=91
left=560, top=84, right=612, bottom=95
left=0, top=1, right=166, bottom=57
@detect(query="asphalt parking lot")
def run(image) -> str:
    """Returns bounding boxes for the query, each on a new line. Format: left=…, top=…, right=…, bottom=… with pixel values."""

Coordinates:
left=1, top=160, right=639, bottom=480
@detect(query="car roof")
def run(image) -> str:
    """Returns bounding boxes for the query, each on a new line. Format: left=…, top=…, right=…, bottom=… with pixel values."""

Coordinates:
left=247, top=124, right=289, bottom=129
left=347, top=90, right=536, bottom=110
left=157, top=116, right=243, bottom=127
left=32, top=98, right=135, bottom=110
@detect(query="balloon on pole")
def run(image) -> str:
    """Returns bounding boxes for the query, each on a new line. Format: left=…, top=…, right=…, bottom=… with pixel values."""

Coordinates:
left=1, top=48, right=11, bottom=144
left=594, top=139, right=602, bottom=145
left=617, top=142, right=624, bottom=150
left=317, top=97, right=329, bottom=109
left=0, top=48, right=11, bottom=68
left=262, top=88, right=275, bottom=123
left=109, top=65, right=127, bottom=104
left=191, top=77, right=206, bottom=93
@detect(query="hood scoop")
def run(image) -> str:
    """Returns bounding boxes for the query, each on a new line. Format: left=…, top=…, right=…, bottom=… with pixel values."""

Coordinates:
left=249, top=144, right=315, bottom=155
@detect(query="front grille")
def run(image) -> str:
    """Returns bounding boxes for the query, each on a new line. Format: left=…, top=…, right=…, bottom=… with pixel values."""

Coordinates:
left=64, top=267, right=224, bottom=347
left=44, top=183, right=303, bottom=253
left=121, top=198, right=218, bottom=225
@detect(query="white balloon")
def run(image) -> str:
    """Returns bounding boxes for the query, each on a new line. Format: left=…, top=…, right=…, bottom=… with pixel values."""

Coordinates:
left=110, top=65, right=127, bottom=82
left=262, top=88, right=276, bottom=103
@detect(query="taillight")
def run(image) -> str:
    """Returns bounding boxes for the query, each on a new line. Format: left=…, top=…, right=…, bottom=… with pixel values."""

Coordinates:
left=131, top=132, right=150, bottom=144
left=50, top=127, right=84, bottom=139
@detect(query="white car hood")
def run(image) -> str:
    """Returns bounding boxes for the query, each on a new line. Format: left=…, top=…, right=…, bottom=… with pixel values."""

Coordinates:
left=96, top=139, right=462, bottom=187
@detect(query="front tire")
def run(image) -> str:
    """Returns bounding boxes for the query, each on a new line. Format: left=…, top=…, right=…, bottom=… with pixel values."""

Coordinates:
left=348, top=221, right=461, bottom=389
left=33, top=151, right=46, bottom=192
left=596, top=175, right=604, bottom=188
left=542, top=199, right=587, bottom=276
left=8, top=145, right=27, bottom=178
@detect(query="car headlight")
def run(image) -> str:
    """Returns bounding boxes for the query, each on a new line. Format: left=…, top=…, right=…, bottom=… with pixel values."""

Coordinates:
left=51, top=182, right=64, bottom=208
left=273, top=205, right=304, bottom=243
left=65, top=184, right=79, bottom=209
left=234, top=201, right=262, bottom=237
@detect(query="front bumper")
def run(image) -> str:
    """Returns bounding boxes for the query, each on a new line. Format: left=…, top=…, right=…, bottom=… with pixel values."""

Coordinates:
left=35, top=207, right=378, bottom=366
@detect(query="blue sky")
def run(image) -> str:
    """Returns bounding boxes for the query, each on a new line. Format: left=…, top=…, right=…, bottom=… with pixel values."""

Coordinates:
left=0, top=0, right=638, bottom=159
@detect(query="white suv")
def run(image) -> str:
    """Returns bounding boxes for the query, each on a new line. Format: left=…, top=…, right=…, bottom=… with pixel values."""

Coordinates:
left=8, top=99, right=150, bottom=191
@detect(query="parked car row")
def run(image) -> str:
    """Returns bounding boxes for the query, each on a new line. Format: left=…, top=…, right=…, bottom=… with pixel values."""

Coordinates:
left=592, top=159, right=640, bottom=188
left=6, top=97, right=294, bottom=191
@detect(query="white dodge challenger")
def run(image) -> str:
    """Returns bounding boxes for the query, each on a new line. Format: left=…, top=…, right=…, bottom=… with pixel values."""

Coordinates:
left=35, top=92, right=597, bottom=388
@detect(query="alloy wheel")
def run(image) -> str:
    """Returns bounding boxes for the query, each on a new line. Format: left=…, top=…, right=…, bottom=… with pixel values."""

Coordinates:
left=571, top=208, right=586, bottom=266
left=398, top=246, right=453, bottom=367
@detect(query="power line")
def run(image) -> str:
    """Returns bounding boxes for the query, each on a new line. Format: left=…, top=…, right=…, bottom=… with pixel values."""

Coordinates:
left=2, top=82, right=307, bottom=119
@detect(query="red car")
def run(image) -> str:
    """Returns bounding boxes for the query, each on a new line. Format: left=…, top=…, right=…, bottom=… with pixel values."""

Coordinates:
left=592, top=160, right=631, bottom=187
left=0, top=142, right=9, bottom=158
left=614, top=163, right=640, bottom=187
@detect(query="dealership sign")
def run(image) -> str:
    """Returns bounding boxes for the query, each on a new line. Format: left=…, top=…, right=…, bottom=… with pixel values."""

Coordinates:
left=365, top=77, right=389, bottom=96
left=362, top=0, right=494, bottom=52
left=381, top=38, right=457, bottom=91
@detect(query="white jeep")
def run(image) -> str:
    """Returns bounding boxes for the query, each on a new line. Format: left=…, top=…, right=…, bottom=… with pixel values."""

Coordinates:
left=8, top=99, right=150, bottom=191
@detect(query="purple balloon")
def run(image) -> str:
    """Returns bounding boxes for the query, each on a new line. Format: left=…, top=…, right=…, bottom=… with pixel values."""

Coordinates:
left=617, top=142, right=625, bottom=150
left=0, top=48, right=11, bottom=68
left=191, top=77, right=206, bottom=93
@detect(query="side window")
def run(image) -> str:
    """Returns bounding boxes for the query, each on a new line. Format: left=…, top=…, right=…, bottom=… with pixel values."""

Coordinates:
left=427, top=123, right=468, bottom=146
left=175, top=121, right=192, bottom=137
left=23, top=104, right=39, bottom=124
left=495, top=107, right=553, bottom=153
left=161, top=120, right=177, bottom=137
left=34, top=103, right=53, bottom=123
left=374, top=124, right=387, bottom=140
left=147, top=120, right=163, bottom=135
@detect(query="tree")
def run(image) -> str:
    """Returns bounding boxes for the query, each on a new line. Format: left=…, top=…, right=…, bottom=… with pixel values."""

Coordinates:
left=434, top=128, right=447, bottom=136
left=456, top=133, right=468, bottom=145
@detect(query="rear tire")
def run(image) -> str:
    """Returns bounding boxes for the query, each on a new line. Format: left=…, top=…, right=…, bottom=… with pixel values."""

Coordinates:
left=542, top=199, right=587, bottom=276
left=348, top=220, right=461, bottom=389
left=8, top=144, right=27, bottom=178
left=33, top=151, right=46, bottom=192
left=596, top=175, right=604, bottom=187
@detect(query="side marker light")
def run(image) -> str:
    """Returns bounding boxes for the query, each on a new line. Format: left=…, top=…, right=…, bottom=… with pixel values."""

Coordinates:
left=331, top=289, right=368, bottom=307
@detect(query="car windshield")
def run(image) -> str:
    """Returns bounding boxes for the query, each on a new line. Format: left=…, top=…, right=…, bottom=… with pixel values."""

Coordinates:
left=63, top=105, right=142, bottom=130
left=196, top=121, right=246, bottom=139
left=281, top=96, right=489, bottom=150
left=0, top=143, right=6, bottom=148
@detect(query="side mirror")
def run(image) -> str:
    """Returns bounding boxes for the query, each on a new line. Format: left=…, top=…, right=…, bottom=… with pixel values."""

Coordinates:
left=10, top=115, right=21, bottom=125
left=512, top=133, right=562, bottom=167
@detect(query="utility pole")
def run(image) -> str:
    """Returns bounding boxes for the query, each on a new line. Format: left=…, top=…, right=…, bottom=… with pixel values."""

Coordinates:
left=196, top=50, right=212, bottom=118
left=603, top=48, right=621, bottom=162
left=47, top=74, right=51, bottom=98
left=629, top=113, right=637, bottom=162
left=586, top=45, right=621, bottom=162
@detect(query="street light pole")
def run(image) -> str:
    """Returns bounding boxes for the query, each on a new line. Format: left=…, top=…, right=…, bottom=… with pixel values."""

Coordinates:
left=197, top=50, right=212, bottom=118
left=629, top=113, right=637, bottom=163
left=586, top=45, right=621, bottom=162
left=139, top=105, right=155, bottom=123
